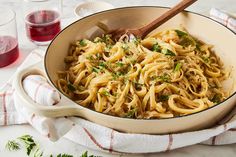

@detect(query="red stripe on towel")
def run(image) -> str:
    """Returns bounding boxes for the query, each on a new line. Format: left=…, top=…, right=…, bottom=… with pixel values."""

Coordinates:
left=212, top=136, right=217, bottom=145
left=47, top=133, right=51, bottom=138
left=0, top=92, right=14, bottom=125
left=83, top=127, right=107, bottom=151
left=224, top=114, right=236, bottom=124
left=166, top=134, right=173, bottom=151
left=228, top=21, right=236, bottom=29
left=225, top=16, right=230, bottom=26
left=211, top=14, right=227, bottom=25
left=83, top=127, right=137, bottom=154
left=224, top=124, right=227, bottom=131
left=109, top=130, right=115, bottom=152
left=211, top=14, right=236, bottom=30
left=30, top=113, right=36, bottom=123
left=229, top=128, right=236, bottom=131
left=0, top=90, right=15, bottom=125
left=2, top=92, right=7, bottom=125
left=25, top=77, right=55, bottom=91
left=0, top=92, right=14, bottom=96
left=52, top=100, right=59, bottom=105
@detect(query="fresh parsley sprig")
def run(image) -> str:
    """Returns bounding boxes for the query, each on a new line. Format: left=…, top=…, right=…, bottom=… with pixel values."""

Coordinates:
left=5, top=135, right=101, bottom=157
left=80, top=151, right=102, bottom=157
left=50, top=153, right=73, bottom=157
left=18, top=135, right=38, bottom=156
left=5, top=140, right=20, bottom=151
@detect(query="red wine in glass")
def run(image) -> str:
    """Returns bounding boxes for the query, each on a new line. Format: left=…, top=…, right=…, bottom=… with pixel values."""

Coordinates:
left=25, top=10, right=61, bottom=44
left=0, top=36, right=19, bottom=68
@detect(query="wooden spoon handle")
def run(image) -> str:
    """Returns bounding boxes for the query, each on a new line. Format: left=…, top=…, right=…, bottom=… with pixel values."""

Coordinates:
left=138, top=0, right=197, bottom=38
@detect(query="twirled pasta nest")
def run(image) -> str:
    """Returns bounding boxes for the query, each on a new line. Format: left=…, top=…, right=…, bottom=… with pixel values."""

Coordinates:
left=57, top=28, right=229, bottom=119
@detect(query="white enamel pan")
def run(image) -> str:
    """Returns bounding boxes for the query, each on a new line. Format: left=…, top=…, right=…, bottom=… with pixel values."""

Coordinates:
left=13, top=7, right=236, bottom=134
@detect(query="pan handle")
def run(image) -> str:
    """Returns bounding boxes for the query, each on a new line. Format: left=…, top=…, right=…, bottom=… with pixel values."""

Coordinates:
left=13, top=65, right=86, bottom=118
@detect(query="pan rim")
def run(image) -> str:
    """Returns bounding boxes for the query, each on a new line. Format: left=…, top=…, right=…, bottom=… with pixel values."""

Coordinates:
left=44, top=6, right=236, bottom=121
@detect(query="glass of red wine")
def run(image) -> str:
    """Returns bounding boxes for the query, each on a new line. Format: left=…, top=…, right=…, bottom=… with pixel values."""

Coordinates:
left=0, top=6, right=19, bottom=68
left=23, top=0, right=62, bottom=45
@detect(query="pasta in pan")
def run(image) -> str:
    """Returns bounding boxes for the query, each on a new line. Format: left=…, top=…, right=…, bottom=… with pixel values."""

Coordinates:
left=57, top=28, right=230, bottom=119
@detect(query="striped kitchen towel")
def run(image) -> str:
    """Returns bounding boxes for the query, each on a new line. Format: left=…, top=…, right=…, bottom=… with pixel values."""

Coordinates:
left=1, top=51, right=236, bottom=154
left=210, top=8, right=236, bottom=33
left=0, top=9, right=236, bottom=153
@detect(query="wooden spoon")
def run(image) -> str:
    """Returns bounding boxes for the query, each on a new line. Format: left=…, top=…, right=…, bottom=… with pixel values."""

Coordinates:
left=109, top=0, right=197, bottom=40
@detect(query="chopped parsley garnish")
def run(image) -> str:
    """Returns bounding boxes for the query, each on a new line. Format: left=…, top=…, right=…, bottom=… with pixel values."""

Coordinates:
left=122, top=44, right=129, bottom=51
left=103, top=34, right=112, bottom=41
left=158, top=73, right=170, bottom=82
left=96, top=53, right=101, bottom=59
left=174, top=62, right=182, bottom=72
left=201, top=56, right=210, bottom=63
left=125, top=107, right=137, bottom=118
left=159, top=95, right=169, bottom=101
left=179, top=35, right=196, bottom=47
left=100, top=90, right=110, bottom=96
left=130, top=59, right=137, bottom=65
left=67, top=83, right=76, bottom=91
left=152, top=43, right=161, bottom=52
left=195, top=40, right=203, bottom=51
left=92, top=64, right=107, bottom=73
left=175, top=29, right=198, bottom=48
left=211, top=94, right=221, bottom=104
left=112, top=71, right=125, bottom=79
left=196, top=43, right=201, bottom=51
left=111, top=73, right=119, bottom=79
left=116, top=71, right=125, bottom=76
left=79, top=39, right=87, bottom=47
left=92, top=67, right=100, bottom=73
left=5, top=140, right=20, bottom=151
left=161, top=49, right=176, bottom=56
left=104, top=45, right=112, bottom=52
left=93, top=34, right=113, bottom=44
left=133, top=82, right=144, bottom=90
left=132, top=37, right=141, bottom=45
left=175, top=30, right=188, bottom=37
left=116, top=62, right=124, bottom=67
left=93, top=37, right=103, bottom=43
left=98, top=62, right=107, bottom=68
left=86, top=55, right=94, bottom=60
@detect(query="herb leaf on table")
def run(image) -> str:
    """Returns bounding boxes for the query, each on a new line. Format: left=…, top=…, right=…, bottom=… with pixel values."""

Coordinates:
left=5, top=140, right=20, bottom=151
left=5, top=135, right=101, bottom=157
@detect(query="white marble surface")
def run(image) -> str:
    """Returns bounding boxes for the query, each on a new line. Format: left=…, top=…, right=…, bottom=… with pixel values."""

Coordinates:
left=0, top=0, right=236, bottom=156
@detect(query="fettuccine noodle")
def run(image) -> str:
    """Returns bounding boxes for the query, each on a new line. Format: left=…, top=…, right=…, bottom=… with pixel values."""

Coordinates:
left=57, top=28, right=230, bottom=119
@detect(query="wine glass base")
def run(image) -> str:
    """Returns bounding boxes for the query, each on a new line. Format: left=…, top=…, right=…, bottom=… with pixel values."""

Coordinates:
left=31, top=40, right=51, bottom=46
